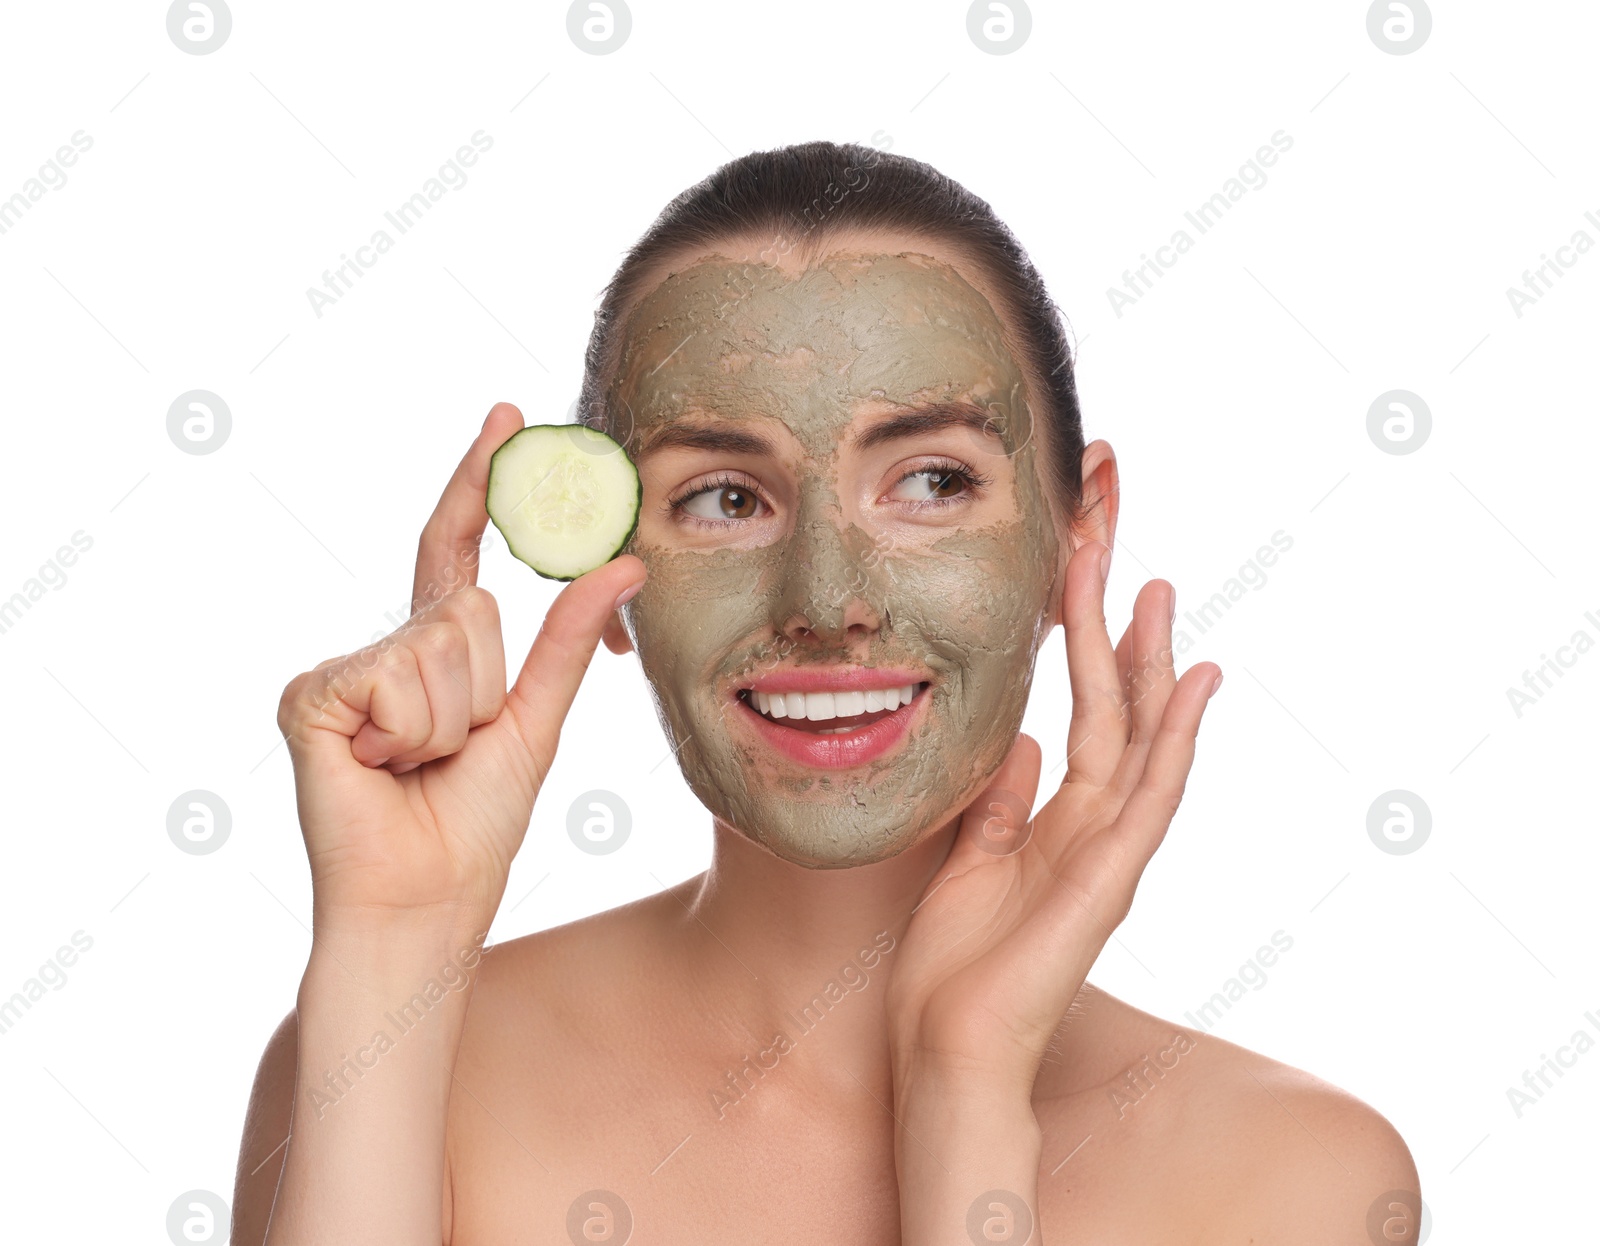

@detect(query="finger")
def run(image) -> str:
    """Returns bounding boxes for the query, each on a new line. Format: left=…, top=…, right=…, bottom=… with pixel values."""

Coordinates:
left=1114, top=619, right=1133, bottom=704
left=1126, top=580, right=1178, bottom=743
left=347, top=644, right=432, bottom=766
left=947, top=732, right=1043, bottom=867
left=1063, top=540, right=1128, bottom=788
left=1110, top=663, right=1220, bottom=869
left=411, top=402, right=525, bottom=615
left=1106, top=583, right=1177, bottom=794
left=416, top=585, right=507, bottom=729
left=383, top=621, right=473, bottom=766
left=1110, top=583, right=1181, bottom=800
left=501, top=553, right=647, bottom=781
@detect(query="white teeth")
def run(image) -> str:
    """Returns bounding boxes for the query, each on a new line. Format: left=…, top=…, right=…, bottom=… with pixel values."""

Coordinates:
left=749, top=684, right=920, bottom=724
left=839, top=690, right=867, bottom=717
left=812, top=690, right=865, bottom=719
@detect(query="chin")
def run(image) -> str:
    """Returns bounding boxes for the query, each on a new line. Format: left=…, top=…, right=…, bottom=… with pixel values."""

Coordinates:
left=673, top=674, right=1024, bottom=870
left=710, top=800, right=958, bottom=871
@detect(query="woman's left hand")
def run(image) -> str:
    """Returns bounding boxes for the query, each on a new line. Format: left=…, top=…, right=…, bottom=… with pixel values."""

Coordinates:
left=884, top=539, right=1222, bottom=1097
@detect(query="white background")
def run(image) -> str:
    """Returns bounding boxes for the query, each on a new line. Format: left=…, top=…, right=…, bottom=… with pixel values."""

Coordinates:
left=0, top=0, right=1594, bottom=1240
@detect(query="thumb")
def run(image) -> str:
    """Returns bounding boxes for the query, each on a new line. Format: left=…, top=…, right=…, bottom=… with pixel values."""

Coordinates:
left=952, top=732, right=1044, bottom=863
left=502, top=554, right=647, bottom=773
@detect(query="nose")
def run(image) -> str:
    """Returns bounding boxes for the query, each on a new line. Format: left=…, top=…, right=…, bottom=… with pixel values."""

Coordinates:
left=770, top=503, right=886, bottom=648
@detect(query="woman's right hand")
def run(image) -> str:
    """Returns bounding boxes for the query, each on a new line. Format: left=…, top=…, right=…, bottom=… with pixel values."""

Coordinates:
left=275, top=402, right=646, bottom=933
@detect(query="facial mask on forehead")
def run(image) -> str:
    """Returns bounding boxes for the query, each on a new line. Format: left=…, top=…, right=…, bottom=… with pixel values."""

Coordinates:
left=610, top=250, right=1062, bottom=867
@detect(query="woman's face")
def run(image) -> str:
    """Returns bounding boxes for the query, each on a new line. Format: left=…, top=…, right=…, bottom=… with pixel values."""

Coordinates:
left=604, top=237, right=1071, bottom=868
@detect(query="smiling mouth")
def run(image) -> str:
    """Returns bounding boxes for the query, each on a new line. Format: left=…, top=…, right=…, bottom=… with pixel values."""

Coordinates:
left=735, top=682, right=932, bottom=734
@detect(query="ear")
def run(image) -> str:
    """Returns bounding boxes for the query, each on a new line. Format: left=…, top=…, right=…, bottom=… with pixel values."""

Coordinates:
left=1045, top=438, right=1120, bottom=631
left=602, top=607, right=634, bottom=656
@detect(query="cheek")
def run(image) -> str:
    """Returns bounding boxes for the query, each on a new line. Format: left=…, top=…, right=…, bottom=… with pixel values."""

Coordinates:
left=957, top=574, right=1052, bottom=686
left=623, top=542, right=777, bottom=691
left=902, top=523, right=1053, bottom=631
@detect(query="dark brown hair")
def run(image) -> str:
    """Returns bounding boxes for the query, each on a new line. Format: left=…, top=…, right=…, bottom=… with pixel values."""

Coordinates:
left=577, top=139, right=1088, bottom=526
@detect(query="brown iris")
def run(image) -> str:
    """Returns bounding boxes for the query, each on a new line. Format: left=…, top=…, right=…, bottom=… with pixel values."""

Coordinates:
left=715, top=486, right=758, bottom=519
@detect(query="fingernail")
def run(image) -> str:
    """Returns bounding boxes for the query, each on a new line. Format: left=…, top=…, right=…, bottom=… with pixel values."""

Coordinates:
left=1208, top=672, right=1223, bottom=698
left=1098, top=546, right=1111, bottom=584
left=614, top=580, right=644, bottom=610
left=1169, top=591, right=1177, bottom=624
left=372, top=757, right=391, bottom=768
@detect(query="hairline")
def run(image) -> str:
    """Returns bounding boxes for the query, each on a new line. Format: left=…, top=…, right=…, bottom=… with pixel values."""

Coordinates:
left=593, top=227, right=1071, bottom=532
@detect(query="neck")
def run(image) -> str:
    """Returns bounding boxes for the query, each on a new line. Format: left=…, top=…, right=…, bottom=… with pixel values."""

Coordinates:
left=668, top=812, right=960, bottom=1104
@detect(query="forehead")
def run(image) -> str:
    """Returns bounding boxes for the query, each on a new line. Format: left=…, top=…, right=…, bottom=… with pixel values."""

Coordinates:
left=607, top=246, right=1034, bottom=456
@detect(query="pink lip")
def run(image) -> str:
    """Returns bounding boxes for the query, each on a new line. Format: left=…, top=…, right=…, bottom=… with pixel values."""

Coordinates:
left=733, top=682, right=931, bottom=769
left=739, top=667, right=934, bottom=695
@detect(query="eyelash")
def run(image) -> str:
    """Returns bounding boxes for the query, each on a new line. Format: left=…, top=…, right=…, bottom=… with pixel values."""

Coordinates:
left=665, top=459, right=993, bottom=530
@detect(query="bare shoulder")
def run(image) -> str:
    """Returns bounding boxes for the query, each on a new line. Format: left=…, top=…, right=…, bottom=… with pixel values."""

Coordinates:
left=446, top=876, right=704, bottom=1132
left=1188, top=1030, right=1422, bottom=1244
left=1033, top=988, right=1421, bottom=1242
left=444, top=883, right=698, bottom=1241
left=457, top=877, right=695, bottom=1041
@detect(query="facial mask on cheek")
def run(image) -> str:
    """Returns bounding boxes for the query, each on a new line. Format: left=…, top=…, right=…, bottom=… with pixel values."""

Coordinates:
left=613, top=252, right=1062, bottom=867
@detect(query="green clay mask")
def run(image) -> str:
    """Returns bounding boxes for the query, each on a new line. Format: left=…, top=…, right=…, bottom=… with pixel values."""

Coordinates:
left=610, top=249, right=1064, bottom=868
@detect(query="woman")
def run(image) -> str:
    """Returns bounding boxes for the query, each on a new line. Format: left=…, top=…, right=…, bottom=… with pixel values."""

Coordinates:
left=236, top=141, right=1420, bottom=1243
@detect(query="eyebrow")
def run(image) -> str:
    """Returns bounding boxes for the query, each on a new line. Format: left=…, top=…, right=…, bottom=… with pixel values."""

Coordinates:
left=637, top=401, right=1004, bottom=459
left=851, top=401, right=1004, bottom=452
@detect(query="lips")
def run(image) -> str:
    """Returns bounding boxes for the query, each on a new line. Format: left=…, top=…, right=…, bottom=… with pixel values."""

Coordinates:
left=732, top=680, right=932, bottom=769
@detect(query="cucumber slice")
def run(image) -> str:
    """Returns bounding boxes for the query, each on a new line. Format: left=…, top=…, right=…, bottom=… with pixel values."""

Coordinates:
left=485, top=424, right=641, bottom=581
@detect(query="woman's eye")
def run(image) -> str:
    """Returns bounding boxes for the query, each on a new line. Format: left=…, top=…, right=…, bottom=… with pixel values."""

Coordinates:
left=668, top=462, right=988, bottom=529
left=673, top=478, right=765, bottom=524
left=890, top=464, right=985, bottom=507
